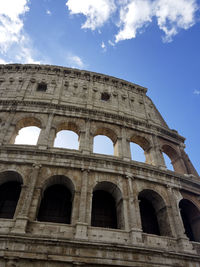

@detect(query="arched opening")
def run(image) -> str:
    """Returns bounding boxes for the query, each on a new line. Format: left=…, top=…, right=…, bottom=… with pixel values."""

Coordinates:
left=11, top=117, right=42, bottom=145
left=15, top=126, right=41, bottom=145
left=93, top=127, right=118, bottom=156
left=163, top=152, right=173, bottom=171
left=130, top=142, right=146, bottom=162
left=91, top=181, right=124, bottom=229
left=138, top=189, right=172, bottom=236
left=91, top=190, right=117, bottom=228
left=130, top=135, right=150, bottom=164
left=93, top=135, right=114, bottom=155
left=37, top=184, right=72, bottom=224
left=0, top=181, right=21, bottom=219
left=139, top=196, right=160, bottom=235
left=54, top=130, right=79, bottom=150
left=162, top=144, right=186, bottom=173
left=179, top=199, right=200, bottom=242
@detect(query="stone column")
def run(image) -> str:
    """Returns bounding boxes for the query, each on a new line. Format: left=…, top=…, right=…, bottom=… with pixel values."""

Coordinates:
left=28, top=186, right=42, bottom=221
left=126, top=175, right=143, bottom=244
left=48, top=126, right=57, bottom=147
left=79, top=120, right=92, bottom=154
left=122, top=195, right=129, bottom=230
left=11, top=163, right=42, bottom=233
left=75, top=169, right=89, bottom=240
left=180, top=145, right=199, bottom=177
left=166, top=186, right=195, bottom=253
left=37, top=113, right=54, bottom=149
left=151, top=135, right=166, bottom=168
left=171, top=155, right=187, bottom=174
left=121, top=127, right=131, bottom=161
left=0, top=111, right=16, bottom=145
left=114, top=137, right=122, bottom=157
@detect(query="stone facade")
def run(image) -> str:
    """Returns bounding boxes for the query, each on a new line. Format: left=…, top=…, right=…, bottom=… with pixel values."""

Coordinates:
left=0, top=63, right=199, bottom=267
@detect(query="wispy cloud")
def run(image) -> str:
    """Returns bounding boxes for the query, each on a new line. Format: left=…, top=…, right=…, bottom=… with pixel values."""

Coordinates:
left=66, top=0, right=199, bottom=43
left=0, top=0, right=41, bottom=64
left=108, top=40, right=115, bottom=46
left=194, top=90, right=200, bottom=95
left=115, top=0, right=152, bottom=42
left=66, top=54, right=85, bottom=68
left=101, top=41, right=106, bottom=51
left=0, top=0, right=29, bottom=53
left=154, top=0, right=198, bottom=43
left=0, top=58, right=8, bottom=64
left=66, top=0, right=116, bottom=30
left=46, top=9, right=52, bottom=15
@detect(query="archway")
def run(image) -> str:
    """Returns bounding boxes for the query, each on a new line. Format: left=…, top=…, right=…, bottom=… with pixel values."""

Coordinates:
left=138, top=189, right=172, bottom=236
left=179, top=199, right=200, bottom=242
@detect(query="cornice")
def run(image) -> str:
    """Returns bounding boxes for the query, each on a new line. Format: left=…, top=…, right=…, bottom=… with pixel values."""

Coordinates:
left=0, top=145, right=199, bottom=191
left=0, top=63, right=147, bottom=94
left=0, top=233, right=199, bottom=261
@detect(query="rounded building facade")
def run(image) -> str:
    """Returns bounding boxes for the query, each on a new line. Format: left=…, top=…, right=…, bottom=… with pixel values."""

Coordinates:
left=0, top=64, right=199, bottom=267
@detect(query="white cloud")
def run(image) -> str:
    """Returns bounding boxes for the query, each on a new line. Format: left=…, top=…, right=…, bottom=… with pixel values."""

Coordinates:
left=0, top=0, right=42, bottom=64
left=115, top=0, right=198, bottom=43
left=115, top=0, right=152, bottom=42
left=108, top=40, right=115, bottom=46
left=66, top=0, right=116, bottom=30
left=66, top=0, right=199, bottom=43
left=194, top=90, right=200, bottom=95
left=46, top=9, right=52, bottom=15
left=154, top=0, right=198, bottom=42
left=0, top=58, right=8, bottom=64
left=101, top=41, right=106, bottom=49
left=0, top=0, right=29, bottom=53
left=67, top=54, right=85, bottom=68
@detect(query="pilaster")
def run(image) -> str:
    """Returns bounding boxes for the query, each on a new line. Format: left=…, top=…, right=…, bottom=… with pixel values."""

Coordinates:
left=11, top=163, right=42, bottom=233
left=126, top=175, right=143, bottom=244
left=37, top=113, right=54, bottom=149
left=75, top=169, right=89, bottom=240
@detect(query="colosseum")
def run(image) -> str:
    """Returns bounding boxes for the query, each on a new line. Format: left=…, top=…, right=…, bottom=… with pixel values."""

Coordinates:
left=0, top=63, right=199, bottom=267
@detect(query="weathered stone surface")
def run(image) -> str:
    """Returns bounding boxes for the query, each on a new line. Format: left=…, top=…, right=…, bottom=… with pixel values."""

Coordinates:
left=0, top=64, right=199, bottom=266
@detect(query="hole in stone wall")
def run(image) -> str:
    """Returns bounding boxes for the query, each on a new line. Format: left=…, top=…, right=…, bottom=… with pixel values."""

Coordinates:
left=101, top=92, right=110, bottom=101
left=179, top=199, right=200, bottom=242
left=37, top=184, right=72, bottom=224
left=54, top=130, right=79, bottom=150
left=91, top=190, right=117, bottom=229
left=139, top=196, right=160, bottom=235
left=0, top=181, right=21, bottom=219
left=130, top=142, right=146, bottom=162
left=14, top=126, right=41, bottom=145
left=163, top=152, right=174, bottom=171
left=37, top=82, right=47, bottom=92
left=93, top=135, right=113, bottom=155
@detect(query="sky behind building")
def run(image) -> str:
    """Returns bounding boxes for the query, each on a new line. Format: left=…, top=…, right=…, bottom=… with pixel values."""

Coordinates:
left=0, top=0, right=199, bottom=173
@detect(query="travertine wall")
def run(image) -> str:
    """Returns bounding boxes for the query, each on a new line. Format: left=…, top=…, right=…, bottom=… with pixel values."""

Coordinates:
left=0, top=64, right=199, bottom=267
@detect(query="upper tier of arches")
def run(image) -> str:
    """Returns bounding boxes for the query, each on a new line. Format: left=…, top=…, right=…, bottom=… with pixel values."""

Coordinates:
left=1, top=114, right=197, bottom=176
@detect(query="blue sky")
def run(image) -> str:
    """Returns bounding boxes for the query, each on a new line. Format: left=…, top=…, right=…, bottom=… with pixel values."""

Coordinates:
left=0, top=0, right=200, bottom=174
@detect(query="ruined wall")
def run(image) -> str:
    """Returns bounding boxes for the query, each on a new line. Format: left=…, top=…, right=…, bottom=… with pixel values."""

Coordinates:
left=0, top=64, right=199, bottom=267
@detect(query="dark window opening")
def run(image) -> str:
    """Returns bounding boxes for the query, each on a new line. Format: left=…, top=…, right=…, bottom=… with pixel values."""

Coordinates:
left=179, top=199, right=200, bottom=242
left=0, top=181, right=21, bottom=219
left=37, top=184, right=72, bottom=224
left=139, top=197, right=160, bottom=235
left=37, top=82, right=47, bottom=92
left=101, top=92, right=110, bottom=101
left=91, top=190, right=117, bottom=229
